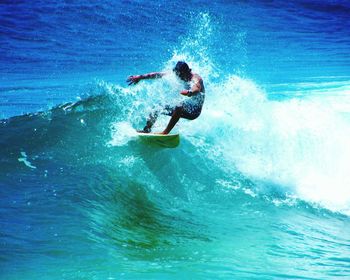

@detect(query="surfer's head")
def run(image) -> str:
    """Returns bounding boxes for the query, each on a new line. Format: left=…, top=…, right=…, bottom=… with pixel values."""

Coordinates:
left=173, top=61, right=192, bottom=81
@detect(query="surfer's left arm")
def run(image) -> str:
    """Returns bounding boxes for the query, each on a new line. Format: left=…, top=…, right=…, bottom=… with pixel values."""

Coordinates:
left=180, top=75, right=203, bottom=96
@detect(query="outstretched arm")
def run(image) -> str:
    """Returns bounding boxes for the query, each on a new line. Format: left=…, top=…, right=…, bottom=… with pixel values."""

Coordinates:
left=127, top=72, right=165, bottom=85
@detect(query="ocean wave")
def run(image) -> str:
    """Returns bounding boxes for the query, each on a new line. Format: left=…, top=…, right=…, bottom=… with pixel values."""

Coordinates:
left=2, top=67, right=350, bottom=217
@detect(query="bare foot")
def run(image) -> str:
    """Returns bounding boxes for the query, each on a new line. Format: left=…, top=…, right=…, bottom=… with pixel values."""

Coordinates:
left=137, top=129, right=151, bottom=133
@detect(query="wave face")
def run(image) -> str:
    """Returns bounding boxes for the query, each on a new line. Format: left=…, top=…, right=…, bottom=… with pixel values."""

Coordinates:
left=1, top=1, right=350, bottom=279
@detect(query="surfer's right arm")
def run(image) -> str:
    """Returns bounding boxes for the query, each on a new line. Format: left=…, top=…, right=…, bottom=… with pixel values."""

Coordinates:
left=127, top=72, right=165, bottom=85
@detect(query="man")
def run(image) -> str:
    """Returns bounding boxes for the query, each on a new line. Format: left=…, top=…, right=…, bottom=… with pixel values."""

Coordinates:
left=127, top=61, right=205, bottom=134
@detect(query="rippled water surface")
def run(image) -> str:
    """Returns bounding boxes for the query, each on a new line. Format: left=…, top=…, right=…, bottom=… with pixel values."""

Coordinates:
left=1, top=0, right=350, bottom=279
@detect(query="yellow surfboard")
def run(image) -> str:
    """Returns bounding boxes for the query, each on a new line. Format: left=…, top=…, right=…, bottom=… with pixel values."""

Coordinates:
left=137, top=132, right=180, bottom=148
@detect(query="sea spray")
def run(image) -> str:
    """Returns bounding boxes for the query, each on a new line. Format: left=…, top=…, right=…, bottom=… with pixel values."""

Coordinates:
left=196, top=75, right=350, bottom=214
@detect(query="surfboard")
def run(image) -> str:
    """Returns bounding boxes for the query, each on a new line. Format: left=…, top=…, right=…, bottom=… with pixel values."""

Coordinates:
left=137, top=132, right=180, bottom=148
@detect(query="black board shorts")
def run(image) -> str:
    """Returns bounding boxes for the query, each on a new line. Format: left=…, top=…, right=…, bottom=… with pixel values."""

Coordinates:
left=162, top=101, right=202, bottom=120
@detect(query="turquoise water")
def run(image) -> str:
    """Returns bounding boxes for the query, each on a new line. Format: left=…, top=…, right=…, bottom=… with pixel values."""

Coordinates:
left=1, top=1, right=350, bottom=279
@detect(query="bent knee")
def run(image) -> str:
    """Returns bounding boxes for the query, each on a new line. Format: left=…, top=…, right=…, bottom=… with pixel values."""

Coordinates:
left=174, top=106, right=183, bottom=114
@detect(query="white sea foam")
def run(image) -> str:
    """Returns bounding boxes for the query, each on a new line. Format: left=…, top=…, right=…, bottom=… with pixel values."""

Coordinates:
left=18, top=151, right=37, bottom=169
left=108, top=121, right=137, bottom=146
left=193, top=75, right=350, bottom=214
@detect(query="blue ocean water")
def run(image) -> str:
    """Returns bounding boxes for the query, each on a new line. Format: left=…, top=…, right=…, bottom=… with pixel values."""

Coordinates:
left=1, top=0, right=350, bottom=279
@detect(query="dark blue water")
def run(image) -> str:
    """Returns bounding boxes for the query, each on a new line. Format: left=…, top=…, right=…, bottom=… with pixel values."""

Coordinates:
left=1, top=0, right=350, bottom=279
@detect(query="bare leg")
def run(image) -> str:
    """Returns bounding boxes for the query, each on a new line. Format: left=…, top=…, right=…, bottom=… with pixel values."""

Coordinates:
left=162, top=107, right=182, bottom=134
left=141, top=111, right=159, bottom=133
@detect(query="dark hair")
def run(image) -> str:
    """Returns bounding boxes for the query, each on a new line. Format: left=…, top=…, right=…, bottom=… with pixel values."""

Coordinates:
left=173, top=61, right=191, bottom=75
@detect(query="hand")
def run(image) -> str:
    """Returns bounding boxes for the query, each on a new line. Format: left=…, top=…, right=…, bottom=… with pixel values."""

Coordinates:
left=126, top=75, right=141, bottom=85
left=180, top=90, right=189, bottom=96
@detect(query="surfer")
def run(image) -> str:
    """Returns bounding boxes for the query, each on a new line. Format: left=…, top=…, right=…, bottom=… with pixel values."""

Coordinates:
left=127, top=61, right=205, bottom=134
